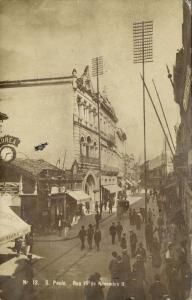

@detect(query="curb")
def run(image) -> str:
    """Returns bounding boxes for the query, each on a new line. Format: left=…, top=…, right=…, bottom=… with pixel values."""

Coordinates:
left=34, top=212, right=114, bottom=243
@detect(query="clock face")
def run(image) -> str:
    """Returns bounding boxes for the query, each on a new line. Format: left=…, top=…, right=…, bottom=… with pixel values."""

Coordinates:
left=0, top=146, right=16, bottom=162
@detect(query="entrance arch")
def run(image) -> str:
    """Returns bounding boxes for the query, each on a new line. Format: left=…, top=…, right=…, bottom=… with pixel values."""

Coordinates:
left=84, top=172, right=97, bottom=211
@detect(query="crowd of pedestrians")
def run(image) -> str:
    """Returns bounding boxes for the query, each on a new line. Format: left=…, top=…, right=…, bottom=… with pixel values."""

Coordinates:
left=84, top=189, right=191, bottom=300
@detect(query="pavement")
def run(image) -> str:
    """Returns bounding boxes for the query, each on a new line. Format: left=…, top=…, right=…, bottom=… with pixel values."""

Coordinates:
left=34, top=210, right=114, bottom=242
left=33, top=192, right=144, bottom=242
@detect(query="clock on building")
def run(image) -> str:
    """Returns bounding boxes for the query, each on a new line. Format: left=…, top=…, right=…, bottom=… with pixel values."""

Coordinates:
left=0, top=145, right=16, bottom=162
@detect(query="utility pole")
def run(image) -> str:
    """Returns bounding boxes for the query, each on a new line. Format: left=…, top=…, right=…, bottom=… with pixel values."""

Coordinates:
left=92, top=56, right=103, bottom=216
left=133, top=21, right=153, bottom=214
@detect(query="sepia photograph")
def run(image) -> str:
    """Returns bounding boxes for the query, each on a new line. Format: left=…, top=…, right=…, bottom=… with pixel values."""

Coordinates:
left=0, top=0, right=191, bottom=299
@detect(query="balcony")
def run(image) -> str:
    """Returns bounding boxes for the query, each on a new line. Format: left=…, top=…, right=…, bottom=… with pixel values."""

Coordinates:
left=80, top=156, right=99, bottom=166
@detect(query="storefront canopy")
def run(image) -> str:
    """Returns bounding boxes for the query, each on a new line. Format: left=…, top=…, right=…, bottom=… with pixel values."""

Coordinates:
left=0, top=202, right=31, bottom=245
left=103, top=185, right=122, bottom=194
left=67, top=190, right=91, bottom=203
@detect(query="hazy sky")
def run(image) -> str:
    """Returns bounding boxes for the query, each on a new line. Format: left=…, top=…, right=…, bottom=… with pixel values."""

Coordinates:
left=0, top=0, right=182, bottom=164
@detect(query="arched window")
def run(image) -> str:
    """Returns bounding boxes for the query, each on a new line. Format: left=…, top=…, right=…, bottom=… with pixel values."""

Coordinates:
left=86, top=136, right=91, bottom=157
left=80, top=136, right=86, bottom=156
left=93, top=141, right=97, bottom=158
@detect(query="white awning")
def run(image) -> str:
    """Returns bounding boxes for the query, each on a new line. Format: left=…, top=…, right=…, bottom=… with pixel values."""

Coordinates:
left=67, top=190, right=91, bottom=203
left=103, top=185, right=122, bottom=194
left=0, top=202, right=31, bottom=245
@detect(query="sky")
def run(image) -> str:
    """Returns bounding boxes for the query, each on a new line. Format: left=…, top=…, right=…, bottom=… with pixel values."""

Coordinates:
left=0, top=0, right=182, bottom=164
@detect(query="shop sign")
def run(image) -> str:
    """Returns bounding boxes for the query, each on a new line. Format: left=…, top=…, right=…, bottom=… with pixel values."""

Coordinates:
left=0, top=135, right=20, bottom=163
left=0, top=135, right=20, bottom=147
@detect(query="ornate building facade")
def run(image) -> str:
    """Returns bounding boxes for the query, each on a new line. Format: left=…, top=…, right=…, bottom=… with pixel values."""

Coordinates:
left=72, top=66, right=126, bottom=208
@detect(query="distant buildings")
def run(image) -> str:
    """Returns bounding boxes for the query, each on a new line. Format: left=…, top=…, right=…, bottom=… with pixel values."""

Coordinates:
left=140, top=154, right=168, bottom=189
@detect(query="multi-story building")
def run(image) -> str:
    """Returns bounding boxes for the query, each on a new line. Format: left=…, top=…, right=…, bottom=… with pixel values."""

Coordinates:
left=173, top=0, right=192, bottom=233
left=73, top=66, right=126, bottom=208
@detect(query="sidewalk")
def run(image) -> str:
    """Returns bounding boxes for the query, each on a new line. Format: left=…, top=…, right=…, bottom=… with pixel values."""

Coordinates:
left=34, top=210, right=114, bottom=242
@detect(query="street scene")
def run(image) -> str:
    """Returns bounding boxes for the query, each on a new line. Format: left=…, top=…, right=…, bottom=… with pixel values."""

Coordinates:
left=0, top=0, right=191, bottom=300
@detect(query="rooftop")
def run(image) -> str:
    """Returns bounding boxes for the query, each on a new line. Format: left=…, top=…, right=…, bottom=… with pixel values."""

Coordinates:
left=10, top=158, right=60, bottom=177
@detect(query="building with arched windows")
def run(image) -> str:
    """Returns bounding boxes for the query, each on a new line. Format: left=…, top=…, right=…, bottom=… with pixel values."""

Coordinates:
left=72, top=66, right=127, bottom=209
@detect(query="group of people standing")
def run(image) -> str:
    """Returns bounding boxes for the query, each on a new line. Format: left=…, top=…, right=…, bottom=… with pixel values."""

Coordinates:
left=78, top=224, right=102, bottom=251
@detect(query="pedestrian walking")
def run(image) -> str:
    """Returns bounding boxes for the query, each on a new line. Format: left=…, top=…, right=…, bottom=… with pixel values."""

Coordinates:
left=95, top=201, right=99, bottom=212
left=130, top=230, right=137, bottom=258
left=57, top=214, right=63, bottom=237
left=132, top=208, right=137, bottom=225
left=135, top=212, right=142, bottom=230
left=129, top=208, right=134, bottom=225
left=85, top=202, right=90, bottom=214
left=106, top=279, right=125, bottom=300
left=78, top=225, right=86, bottom=250
left=148, top=208, right=153, bottom=223
left=103, top=199, right=108, bottom=211
left=95, top=211, right=101, bottom=227
left=84, top=273, right=104, bottom=300
left=94, top=227, right=101, bottom=251
left=151, top=237, right=162, bottom=269
left=121, top=249, right=131, bottom=281
left=135, top=242, right=147, bottom=263
left=116, top=255, right=123, bottom=282
left=132, top=254, right=146, bottom=284
left=120, top=233, right=127, bottom=250
left=87, top=224, right=94, bottom=250
left=25, top=232, right=33, bottom=256
left=116, top=221, right=123, bottom=242
left=108, top=251, right=118, bottom=280
left=164, top=242, right=176, bottom=279
left=168, top=265, right=182, bottom=300
left=125, top=277, right=146, bottom=300
left=149, top=274, right=168, bottom=300
left=108, top=199, right=113, bottom=214
left=109, top=223, right=117, bottom=245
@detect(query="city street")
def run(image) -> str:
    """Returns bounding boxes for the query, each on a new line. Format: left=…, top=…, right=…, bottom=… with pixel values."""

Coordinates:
left=27, top=193, right=160, bottom=300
